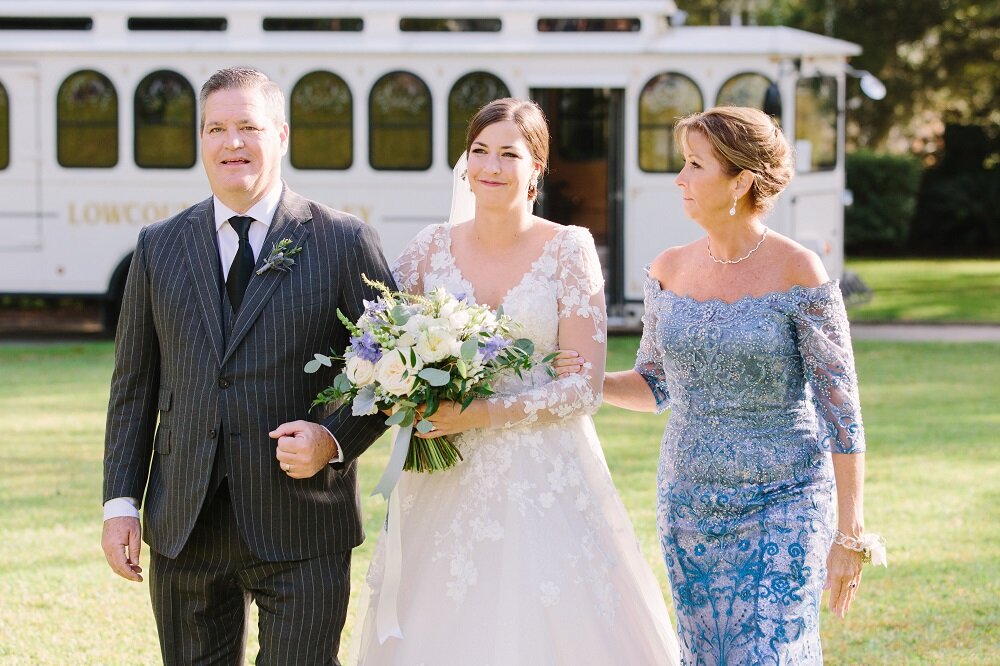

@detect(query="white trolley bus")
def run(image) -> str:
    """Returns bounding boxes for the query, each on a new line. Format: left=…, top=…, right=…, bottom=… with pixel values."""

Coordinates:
left=0, top=0, right=859, bottom=329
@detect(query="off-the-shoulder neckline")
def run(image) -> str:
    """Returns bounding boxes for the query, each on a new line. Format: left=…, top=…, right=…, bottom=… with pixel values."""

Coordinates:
left=643, top=266, right=838, bottom=307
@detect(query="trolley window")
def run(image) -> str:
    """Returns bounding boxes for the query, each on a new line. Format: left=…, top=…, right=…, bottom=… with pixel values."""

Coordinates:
left=290, top=71, right=353, bottom=170
left=369, top=72, right=432, bottom=171
left=134, top=70, right=196, bottom=169
left=57, top=70, right=118, bottom=168
left=716, top=73, right=777, bottom=113
left=448, top=72, right=510, bottom=167
left=262, top=17, right=363, bottom=32
left=399, top=18, right=501, bottom=32
left=639, top=72, right=703, bottom=173
left=537, top=18, right=640, bottom=32
left=0, top=81, right=7, bottom=170
left=796, top=76, right=838, bottom=172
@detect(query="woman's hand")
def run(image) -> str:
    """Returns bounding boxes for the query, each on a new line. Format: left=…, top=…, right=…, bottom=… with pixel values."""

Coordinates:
left=825, top=542, right=864, bottom=618
left=414, top=400, right=489, bottom=438
left=551, top=350, right=587, bottom=377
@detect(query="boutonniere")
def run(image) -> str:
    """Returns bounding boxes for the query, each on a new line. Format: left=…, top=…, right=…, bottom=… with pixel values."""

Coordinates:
left=256, top=238, right=303, bottom=275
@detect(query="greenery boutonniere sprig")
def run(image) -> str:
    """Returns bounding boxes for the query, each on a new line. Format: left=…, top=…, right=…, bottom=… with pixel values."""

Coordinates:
left=256, top=238, right=303, bottom=275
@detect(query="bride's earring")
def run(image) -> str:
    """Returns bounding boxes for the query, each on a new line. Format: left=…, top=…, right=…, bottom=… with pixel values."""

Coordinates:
left=729, top=196, right=738, bottom=217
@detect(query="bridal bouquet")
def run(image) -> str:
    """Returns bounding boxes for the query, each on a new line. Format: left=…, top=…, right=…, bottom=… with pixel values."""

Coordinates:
left=306, top=276, right=545, bottom=473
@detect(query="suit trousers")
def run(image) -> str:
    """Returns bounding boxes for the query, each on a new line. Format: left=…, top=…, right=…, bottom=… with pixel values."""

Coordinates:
left=149, top=481, right=351, bottom=666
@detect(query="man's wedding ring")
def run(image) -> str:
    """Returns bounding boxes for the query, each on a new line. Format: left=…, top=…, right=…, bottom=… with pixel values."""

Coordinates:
left=282, top=462, right=291, bottom=473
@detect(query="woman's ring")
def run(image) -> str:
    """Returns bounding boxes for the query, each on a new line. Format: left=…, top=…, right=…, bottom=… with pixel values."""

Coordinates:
left=849, top=582, right=858, bottom=588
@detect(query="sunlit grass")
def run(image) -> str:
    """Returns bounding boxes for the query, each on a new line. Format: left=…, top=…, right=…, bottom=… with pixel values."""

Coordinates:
left=846, top=258, right=1000, bottom=324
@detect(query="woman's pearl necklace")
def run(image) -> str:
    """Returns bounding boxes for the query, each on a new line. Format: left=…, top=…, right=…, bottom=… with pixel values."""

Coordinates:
left=707, top=227, right=769, bottom=265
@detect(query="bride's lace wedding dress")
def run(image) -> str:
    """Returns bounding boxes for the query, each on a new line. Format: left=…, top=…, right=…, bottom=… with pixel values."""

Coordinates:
left=352, top=223, right=679, bottom=665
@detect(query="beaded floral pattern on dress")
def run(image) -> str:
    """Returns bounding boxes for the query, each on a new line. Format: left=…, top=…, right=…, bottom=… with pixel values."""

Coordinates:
left=635, top=275, right=866, bottom=666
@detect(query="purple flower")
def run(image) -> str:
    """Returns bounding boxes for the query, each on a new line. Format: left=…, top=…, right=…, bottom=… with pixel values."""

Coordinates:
left=350, top=331, right=383, bottom=363
left=363, top=298, right=388, bottom=314
left=481, top=335, right=509, bottom=362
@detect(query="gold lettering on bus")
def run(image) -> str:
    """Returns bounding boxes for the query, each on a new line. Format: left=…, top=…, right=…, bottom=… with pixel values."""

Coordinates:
left=68, top=202, right=189, bottom=225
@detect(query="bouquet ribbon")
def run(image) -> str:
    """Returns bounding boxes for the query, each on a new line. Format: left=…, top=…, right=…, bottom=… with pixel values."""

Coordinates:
left=373, top=425, right=411, bottom=643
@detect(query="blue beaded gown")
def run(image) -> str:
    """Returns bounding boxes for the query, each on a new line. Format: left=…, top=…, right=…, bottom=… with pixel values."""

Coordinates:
left=635, top=274, right=866, bottom=665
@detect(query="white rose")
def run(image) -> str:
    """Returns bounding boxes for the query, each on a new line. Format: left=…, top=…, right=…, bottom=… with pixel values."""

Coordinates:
left=447, top=308, right=471, bottom=331
left=414, top=326, right=456, bottom=364
left=344, top=356, right=376, bottom=387
left=402, top=314, right=433, bottom=337
left=374, top=347, right=423, bottom=396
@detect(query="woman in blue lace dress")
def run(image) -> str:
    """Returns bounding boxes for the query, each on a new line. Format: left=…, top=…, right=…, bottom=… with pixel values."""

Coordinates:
left=603, top=107, right=883, bottom=664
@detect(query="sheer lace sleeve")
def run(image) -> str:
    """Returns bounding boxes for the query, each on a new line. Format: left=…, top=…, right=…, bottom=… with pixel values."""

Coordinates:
left=390, top=224, right=441, bottom=295
left=634, top=272, right=670, bottom=414
left=486, top=227, right=607, bottom=428
left=792, top=282, right=866, bottom=454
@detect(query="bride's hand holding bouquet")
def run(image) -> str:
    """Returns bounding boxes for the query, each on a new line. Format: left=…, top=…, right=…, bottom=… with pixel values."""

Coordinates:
left=306, top=275, right=550, bottom=474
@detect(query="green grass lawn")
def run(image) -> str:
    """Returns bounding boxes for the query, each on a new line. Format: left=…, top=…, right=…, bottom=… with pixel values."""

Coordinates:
left=1, top=338, right=997, bottom=664
left=845, top=258, right=1000, bottom=324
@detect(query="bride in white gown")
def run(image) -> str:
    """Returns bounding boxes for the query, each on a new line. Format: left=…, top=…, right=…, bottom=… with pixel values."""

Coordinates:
left=352, top=98, right=679, bottom=665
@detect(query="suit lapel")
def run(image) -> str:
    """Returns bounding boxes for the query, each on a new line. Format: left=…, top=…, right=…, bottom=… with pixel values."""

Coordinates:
left=181, top=197, right=225, bottom=364
left=222, top=190, right=313, bottom=365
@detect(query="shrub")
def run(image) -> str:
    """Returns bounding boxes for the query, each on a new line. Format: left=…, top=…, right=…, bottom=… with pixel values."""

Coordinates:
left=844, top=151, right=922, bottom=256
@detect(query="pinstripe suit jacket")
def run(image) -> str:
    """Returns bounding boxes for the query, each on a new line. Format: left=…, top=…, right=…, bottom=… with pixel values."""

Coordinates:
left=103, top=188, right=394, bottom=561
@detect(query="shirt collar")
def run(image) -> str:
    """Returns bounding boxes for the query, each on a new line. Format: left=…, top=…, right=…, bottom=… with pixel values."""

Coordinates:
left=213, top=181, right=284, bottom=232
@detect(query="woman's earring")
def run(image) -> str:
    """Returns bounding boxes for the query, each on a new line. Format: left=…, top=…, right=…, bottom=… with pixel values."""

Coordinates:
left=461, top=169, right=468, bottom=181
left=729, top=196, right=738, bottom=217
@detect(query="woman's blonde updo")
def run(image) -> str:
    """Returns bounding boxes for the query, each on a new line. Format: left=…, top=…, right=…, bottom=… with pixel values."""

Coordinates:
left=674, top=106, right=794, bottom=214
left=465, top=98, right=550, bottom=201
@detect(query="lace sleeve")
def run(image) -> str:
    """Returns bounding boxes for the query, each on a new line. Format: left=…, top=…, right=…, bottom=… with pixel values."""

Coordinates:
left=634, top=273, right=670, bottom=414
left=792, top=282, right=866, bottom=454
left=390, top=224, right=440, bottom=295
left=486, top=227, right=607, bottom=428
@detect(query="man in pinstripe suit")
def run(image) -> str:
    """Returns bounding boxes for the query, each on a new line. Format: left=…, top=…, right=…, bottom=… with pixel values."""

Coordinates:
left=101, top=67, right=393, bottom=665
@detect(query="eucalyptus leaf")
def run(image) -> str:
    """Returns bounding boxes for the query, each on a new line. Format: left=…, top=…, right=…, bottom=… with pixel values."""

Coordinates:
left=513, top=338, right=535, bottom=355
left=333, top=372, right=353, bottom=393
left=400, top=408, right=415, bottom=428
left=418, top=367, right=451, bottom=387
left=304, top=359, right=323, bottom=374
left=391, top=303, right=410, bottom=325
left=460, top=338, right=480, bottom=360
left=415, top=418, right=435, bottom=434
left=385, top=409, right=406, bottom=427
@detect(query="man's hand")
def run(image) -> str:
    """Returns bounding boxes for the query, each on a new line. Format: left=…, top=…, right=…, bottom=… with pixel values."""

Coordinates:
left=102, top=516, right=144, bottom=582
left=271, top=420, right=337, bottom=479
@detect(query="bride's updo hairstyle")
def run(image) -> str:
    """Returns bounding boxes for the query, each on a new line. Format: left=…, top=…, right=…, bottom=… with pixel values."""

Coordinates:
left=465, top=98, right=550, bottom=202
left=674, top=106, right=794, bottom=214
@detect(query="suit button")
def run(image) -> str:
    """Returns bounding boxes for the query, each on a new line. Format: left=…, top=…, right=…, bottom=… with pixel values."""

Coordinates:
left=218, top=377, right=230, bottom=389
left=209, top=429, right=218, bottom=439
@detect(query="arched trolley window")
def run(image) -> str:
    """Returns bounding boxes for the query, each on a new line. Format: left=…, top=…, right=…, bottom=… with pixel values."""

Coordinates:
left=290, top=71, right=353, bottom=170
left=58, top=70, right=118, bottom=168
left=638, top=72, right=703, bottom=173
left=715, top=72, right=782, bottom=119
left=795, top=75, right=838, bottom=172
left=448, top=72, right=510, bottom=167
left=134, top=70, right=196, bottom=169
left=369, top=72, right=432, bottom=171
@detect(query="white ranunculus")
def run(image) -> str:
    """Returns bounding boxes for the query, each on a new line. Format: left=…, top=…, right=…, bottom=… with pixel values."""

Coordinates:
left=374, top=347, right=423, bottom=396
left=414, top=326, right=456, bottom=364
left=344, top=356, right=376, bottom=387
left=402, top=314, right=433, bottom=337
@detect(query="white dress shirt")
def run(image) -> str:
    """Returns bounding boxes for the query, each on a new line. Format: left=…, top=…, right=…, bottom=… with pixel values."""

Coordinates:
left=104, top=183, right=341, bottom=522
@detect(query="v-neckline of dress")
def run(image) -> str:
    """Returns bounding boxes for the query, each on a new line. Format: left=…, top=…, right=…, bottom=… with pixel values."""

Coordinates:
left=442, top=224, right=567, bottom=312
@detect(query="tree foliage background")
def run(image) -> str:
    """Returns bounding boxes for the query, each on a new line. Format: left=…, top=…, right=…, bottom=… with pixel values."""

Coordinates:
left=678, top=0, right=999, bottom=162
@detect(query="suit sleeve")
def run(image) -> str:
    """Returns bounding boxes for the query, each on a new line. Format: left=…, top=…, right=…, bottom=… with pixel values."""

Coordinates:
left=103, top=227, right=161, bottom=506
left=322, top=222, right=397, bottom=465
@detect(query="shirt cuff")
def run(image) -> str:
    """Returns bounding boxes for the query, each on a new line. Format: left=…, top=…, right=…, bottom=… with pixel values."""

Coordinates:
left=104, top=497, right=140, bottom=521
left=323, top=426, right=343, bottom=464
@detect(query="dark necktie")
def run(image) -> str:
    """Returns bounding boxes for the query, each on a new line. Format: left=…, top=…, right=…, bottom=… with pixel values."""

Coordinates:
left=226, top=215, right=256, bottom=312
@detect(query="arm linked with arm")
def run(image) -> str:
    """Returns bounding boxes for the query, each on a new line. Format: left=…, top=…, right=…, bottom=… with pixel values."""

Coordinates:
left=485, top=229, right=608, bottom=429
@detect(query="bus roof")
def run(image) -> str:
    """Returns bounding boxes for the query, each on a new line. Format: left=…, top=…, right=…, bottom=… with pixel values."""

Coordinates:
left=0, top=0, right=859, bottom=58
